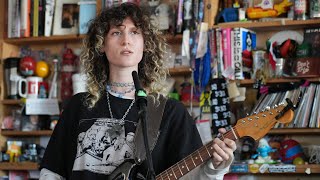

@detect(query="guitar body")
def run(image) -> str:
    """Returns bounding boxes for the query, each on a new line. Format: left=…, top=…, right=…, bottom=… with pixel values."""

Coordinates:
left=108, top=161, right=137, bottom=180
left=110, top=101, right=296, bottom=180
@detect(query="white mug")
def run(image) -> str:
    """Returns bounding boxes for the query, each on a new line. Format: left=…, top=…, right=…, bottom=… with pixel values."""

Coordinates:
left=18, top=76, right=43, bottom=98
left=72, top=73, right=87, bottom=95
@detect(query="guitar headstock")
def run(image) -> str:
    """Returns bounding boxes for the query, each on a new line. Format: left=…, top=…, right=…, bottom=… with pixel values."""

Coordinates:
left=235, top=103, right=294, bottom=141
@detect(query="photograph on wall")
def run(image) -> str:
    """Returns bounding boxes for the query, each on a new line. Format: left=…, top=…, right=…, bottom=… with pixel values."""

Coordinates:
left=53, top=0, right=80, bottom=35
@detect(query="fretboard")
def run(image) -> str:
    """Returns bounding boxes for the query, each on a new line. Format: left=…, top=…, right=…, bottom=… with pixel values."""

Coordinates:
left=156, top=127, right=239, bottom=180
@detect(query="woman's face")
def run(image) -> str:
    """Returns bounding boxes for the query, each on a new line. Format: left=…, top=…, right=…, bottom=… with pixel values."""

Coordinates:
left=102, top=17, right=144, bottom=70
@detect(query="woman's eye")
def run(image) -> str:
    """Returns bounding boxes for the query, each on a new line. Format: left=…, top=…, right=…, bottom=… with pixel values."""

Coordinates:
left=131, top=30, right=140, bottom=35
left=111, top=31, right=121, bottom=36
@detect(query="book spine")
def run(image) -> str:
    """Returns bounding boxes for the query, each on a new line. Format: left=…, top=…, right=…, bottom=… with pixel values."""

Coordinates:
left=38, top=0, right=45, bottom=36
left=221, top=28, right=232, bottom=79
left=44, top=0, right=55, bottom=37
left=20, top=0, right=31, bottom=37
left=33, top=0, right=39, bottom=37
left=233, top=27, right=243, bottom=79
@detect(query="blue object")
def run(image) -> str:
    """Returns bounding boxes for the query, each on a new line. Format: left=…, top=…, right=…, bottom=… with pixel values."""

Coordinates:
left=218, top=8, right=239, bottom=22
left=79, top=1, right=97, bottom=34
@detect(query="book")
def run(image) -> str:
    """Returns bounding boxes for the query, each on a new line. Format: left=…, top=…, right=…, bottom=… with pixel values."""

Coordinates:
left=45, top=0, right=55, bottom=36
left=38, top=0, right=46, bottom=36
left=9, top=0, right=22, bottom=38
left=33, top=0, right=39, bottom=37
left=20, top=0, right=31, bottom=37
left=221, top=28, right=234, bottom=79
left=303, top=27, right=320, bottom=57
left=232, top=27, right=256, bottom=79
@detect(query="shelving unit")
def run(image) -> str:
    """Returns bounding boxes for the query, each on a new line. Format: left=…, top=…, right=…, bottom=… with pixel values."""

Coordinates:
left=230, top=164, right=320, bottom=174
left=1, top=130, right=53, bottom=136
left=0, top=162, right=39, bottom=171
left=1, top=0, right=320, bottom=178
left=213, top=19, right=320, bottom=30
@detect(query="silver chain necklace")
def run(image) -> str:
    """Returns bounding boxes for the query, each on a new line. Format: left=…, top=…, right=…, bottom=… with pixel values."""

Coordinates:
left=106, top=91, right=135, bottom=122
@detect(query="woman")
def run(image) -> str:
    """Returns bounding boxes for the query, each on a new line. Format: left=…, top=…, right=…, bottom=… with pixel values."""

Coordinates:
left=40, top=2, right=236, bottom=180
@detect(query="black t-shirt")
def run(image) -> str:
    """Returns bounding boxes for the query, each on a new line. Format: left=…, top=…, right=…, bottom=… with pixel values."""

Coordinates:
left=40, top=92, right=203, bottom=179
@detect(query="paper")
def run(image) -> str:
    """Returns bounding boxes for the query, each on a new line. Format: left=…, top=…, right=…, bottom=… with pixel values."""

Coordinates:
left=26, top=99, right=60, bottom=115
left=196, top=119, right=213, bottom=144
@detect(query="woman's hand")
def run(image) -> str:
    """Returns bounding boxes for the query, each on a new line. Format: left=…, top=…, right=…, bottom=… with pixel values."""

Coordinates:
left=211, top=128, right=237, bottom=168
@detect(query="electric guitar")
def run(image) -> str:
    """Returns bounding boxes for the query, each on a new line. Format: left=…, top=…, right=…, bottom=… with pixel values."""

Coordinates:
left=109, top=100, right=295, bottom=180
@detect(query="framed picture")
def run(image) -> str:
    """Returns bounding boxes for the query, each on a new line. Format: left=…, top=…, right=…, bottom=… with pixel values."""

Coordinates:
left=53, top=0, right=80, bottom=35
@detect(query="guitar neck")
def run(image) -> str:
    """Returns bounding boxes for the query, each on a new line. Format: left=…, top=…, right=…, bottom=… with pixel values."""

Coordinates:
left=156, top=127, right=239, bottom=180
left=155, top=103, right=294, bottom=179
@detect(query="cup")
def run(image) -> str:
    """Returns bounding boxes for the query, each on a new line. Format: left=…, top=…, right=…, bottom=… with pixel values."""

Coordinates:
left=72, top=73, right=87, bottom=95
left=18, top=76, right=43, bottom=98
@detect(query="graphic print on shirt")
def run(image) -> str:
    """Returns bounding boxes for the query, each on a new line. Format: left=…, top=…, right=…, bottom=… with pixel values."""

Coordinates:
left=73, top=118, right=135, bottom=175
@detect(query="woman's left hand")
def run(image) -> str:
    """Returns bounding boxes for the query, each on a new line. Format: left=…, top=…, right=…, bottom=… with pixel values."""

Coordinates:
left=211, top=128, right=237, bottom=168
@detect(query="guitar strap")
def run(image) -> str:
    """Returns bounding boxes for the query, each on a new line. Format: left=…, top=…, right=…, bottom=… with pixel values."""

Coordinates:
left=133, top=93, right=167, bottom=164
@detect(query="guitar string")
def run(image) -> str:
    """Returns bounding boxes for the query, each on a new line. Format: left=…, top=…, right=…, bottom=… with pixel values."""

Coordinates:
left=157, top=127, right=238, bottom=179
left=157, top=106, right=286, bottom=179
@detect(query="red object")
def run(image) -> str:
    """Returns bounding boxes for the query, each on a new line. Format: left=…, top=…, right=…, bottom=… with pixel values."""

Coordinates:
left=19, top=56, right=36, bottom=76
left=60, top=48, right=77, bottom=100
left=279, top=139, right=304, bottom=164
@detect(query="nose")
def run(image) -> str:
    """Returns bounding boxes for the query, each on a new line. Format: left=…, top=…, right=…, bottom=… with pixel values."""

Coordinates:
left=121, top=33, right=131, bottom=46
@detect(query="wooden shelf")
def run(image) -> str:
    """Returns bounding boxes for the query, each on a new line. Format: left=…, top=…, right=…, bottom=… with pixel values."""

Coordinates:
left=0, top=162, right=39, bottom=170
left=4, top=34, right=85, bottom=45
left=213, top=19, right=320, bottom=30
left=233, top=77, right=320, bottom=86
left=182, top=101, right=200, bottom=107
left=3, top=34, right=182, bottom=45
left=169, top=66, right=192, bottom=76
left=1, top=130, right=53, bottom=136
left=269, top=128, right=320, bottom=135
left=231, top=164, right=320, bottom=174
left=0, top=99, right=24, bottom=105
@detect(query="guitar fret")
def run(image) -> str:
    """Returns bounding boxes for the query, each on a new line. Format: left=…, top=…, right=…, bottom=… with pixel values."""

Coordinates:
left=177, top=163, right=184, bottom=176
left=171, top=167, right=177, bottom=179
left=230, top=127, right=238, bottom=140
left=204, top=145, right=211, bottom=157
left=197, top=150, right=203, bottom=162
left=191, top=156, right=196, bottom=167
left=183, top=159, right=190, bottom=171
left=166, top=170, right=171, bottom=180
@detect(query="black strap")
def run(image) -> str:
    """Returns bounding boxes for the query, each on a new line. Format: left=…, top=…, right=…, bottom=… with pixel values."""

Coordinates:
left=133, top=93, right=167, bottom=164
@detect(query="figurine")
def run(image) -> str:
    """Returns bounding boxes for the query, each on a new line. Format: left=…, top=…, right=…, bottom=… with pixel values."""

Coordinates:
left=252, top=138, right=276, bottom=164
left=246, top=0, right=293, bottom=19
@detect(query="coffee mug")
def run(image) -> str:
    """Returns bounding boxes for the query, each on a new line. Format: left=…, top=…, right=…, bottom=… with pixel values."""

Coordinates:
left=18, top=76, right=43, bottom=98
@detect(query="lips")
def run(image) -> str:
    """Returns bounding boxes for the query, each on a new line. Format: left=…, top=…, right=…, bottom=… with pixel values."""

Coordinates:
left=120, top=50, right=133, bottom=55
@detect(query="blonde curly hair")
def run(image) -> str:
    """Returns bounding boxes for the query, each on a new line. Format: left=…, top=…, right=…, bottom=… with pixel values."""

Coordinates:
left=80, top=2, right=168, bottom=108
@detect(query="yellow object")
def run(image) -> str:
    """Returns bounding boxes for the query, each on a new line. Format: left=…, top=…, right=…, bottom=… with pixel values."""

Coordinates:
left=247, top=0, right=293, bottom=19
left=293, top=157, right=305, bottom=165
left=249, top=163, right=260, bottom=173
left=36, top=60, right=50, bottom=78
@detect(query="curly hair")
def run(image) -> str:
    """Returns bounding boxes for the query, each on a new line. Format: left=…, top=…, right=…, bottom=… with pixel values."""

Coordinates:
left=80, top=2, right=168, bottom=108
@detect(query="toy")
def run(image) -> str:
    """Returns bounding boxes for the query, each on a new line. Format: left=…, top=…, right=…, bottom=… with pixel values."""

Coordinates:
left=279, top=139, right=304, bottom=164
left=19, top=56, right=36, bottom=76
left=252, top=138, right=276, bottom=164
left=247, top=0, right=293, bottom=19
